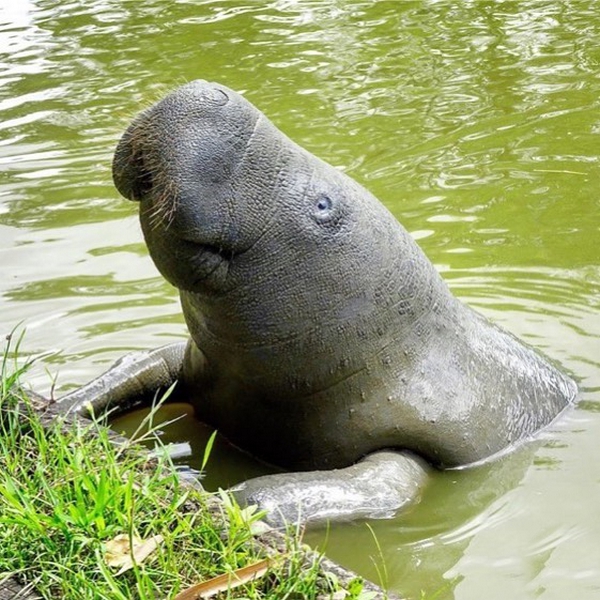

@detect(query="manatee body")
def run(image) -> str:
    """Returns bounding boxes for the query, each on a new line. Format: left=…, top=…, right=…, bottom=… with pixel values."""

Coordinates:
left=64, top=80, right=576, bottom=524
left=112, top=79, right=575, bottom=468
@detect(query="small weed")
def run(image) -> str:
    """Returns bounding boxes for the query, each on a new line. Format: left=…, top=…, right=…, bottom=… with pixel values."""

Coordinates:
left=366, top=522, right=388, bottom=591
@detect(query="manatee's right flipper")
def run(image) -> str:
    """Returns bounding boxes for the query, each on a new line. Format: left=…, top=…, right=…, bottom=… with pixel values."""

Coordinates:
left=231, top=450, right=430, bottom=527
left=58, top=341, right=188, bottom=418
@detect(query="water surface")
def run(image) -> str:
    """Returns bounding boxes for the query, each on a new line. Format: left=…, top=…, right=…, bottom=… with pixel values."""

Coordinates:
left=1, top=2, right=599, bottom=599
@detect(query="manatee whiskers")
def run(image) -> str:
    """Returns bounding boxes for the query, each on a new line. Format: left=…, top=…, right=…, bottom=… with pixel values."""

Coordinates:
left=146, top=179, right=179, bottom=230
left=125, top=126, right=180, bottom=229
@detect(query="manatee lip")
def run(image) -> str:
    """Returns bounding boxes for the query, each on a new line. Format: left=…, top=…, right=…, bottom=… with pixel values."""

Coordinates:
left=179, top=235, right=234, bottom=261
left=149, top=234, right=234, bottom=293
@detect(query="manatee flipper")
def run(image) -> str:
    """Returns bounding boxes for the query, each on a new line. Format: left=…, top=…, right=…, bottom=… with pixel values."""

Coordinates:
left=58, top=341, right=188, bottom=417
left=231, top=451, right=429, bottom=527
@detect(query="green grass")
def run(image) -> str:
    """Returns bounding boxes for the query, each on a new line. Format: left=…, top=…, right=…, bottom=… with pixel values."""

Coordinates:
left=0, top=332, right=357, bottom=599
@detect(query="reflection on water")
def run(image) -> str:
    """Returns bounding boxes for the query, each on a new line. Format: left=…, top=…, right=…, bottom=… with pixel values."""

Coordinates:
left=111, top=402, right=281, bottom=491
left=1, top=2, right=599, bottom=599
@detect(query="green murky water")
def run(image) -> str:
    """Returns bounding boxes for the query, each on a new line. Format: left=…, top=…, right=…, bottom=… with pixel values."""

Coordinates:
left=1, top=1, right=599, bottom=598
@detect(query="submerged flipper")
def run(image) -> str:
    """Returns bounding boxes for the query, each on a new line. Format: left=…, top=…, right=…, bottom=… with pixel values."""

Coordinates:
left=231, top=450, right=429, bottom=527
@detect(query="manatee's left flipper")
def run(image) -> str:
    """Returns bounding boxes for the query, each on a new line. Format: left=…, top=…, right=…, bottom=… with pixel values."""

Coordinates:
left=231, top=450, right=430, bottom=527
left=58, top=341, right=188, bottom=417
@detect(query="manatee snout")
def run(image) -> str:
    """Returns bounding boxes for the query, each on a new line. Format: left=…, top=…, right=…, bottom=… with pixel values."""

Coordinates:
left=112, top=80, right=273, bottom=291
left=112, top=80, right=231, bottom=205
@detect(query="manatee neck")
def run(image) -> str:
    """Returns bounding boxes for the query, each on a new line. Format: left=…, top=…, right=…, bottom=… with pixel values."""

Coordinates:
left=177, top=225, right=453, bottom=395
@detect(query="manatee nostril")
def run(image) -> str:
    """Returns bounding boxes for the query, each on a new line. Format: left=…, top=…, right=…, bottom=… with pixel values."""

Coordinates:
left=185, top=79, right=229, bottom=106
left=212, top=87, right=229, bottom=105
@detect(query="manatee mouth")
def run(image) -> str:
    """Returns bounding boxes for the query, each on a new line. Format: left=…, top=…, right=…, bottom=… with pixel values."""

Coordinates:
left=183, top=242, right=232, bottom=291
left=140, top=226, right=235, bottom=293
left=176, top=234, right=236, bottom=264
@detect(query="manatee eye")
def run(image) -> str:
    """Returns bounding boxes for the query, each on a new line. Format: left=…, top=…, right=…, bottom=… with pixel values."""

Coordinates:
left=312, top=193, right=335, bottom=223
left=316, top=195, right=332, bottom=212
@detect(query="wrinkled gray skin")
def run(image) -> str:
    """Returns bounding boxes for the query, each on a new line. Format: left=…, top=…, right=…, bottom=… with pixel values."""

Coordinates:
left=61, top=80, right=577, bottom=527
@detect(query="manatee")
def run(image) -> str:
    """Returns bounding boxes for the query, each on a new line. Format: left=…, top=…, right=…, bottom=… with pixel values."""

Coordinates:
left=61, top=80, right=577, bottom=526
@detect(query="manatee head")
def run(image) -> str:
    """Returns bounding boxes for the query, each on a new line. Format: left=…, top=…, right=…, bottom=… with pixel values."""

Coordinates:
left=112, top=80, right=427, bottom=350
